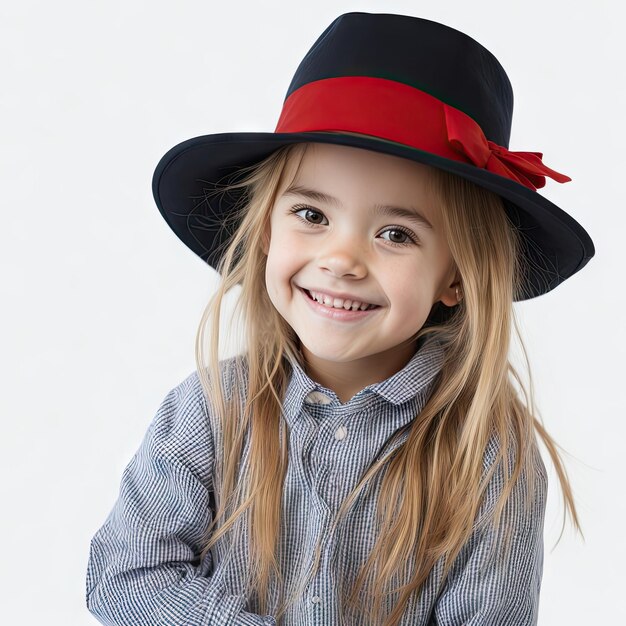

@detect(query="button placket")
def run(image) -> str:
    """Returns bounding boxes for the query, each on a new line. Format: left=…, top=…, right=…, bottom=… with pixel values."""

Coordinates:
left=319, top=421, right=345, bottom=501
left=328, top=472, right=337, bottom=489
left=334, top=425, right=348, bottom=440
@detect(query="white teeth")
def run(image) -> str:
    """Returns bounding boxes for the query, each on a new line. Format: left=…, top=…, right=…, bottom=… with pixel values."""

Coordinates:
left=308, top=290, right=375, bottom=311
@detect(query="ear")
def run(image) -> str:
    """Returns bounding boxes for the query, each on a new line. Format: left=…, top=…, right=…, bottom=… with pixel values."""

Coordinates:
left=437, top=270, right=463, bottom=308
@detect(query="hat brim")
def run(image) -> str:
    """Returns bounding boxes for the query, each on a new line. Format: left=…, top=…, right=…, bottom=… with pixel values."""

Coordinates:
left=152, top=131, right=595, bottom=301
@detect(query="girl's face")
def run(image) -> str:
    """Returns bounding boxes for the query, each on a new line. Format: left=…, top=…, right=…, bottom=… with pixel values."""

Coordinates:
left=263, top=142, right=459, bottom=381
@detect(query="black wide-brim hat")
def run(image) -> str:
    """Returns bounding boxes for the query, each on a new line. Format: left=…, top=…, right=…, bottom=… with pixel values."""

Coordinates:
left=152, top=11, right=595, bottom=301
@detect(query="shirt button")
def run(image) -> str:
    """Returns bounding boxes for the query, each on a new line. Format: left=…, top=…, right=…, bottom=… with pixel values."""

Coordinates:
left=311, top=595, right=321, bottom=604
left=335, top=425, right=348, bottom=440
left=305, top=391, right=333, bottom=405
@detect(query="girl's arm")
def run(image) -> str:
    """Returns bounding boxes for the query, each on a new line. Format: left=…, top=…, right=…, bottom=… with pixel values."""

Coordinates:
left=430, top=447, right=548, bottom=626
left=86, top=371, right=276, bottom=626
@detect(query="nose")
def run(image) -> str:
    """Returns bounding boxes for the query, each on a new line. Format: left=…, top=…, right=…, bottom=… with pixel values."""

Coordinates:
left=318, top=236, right=368, bottom=279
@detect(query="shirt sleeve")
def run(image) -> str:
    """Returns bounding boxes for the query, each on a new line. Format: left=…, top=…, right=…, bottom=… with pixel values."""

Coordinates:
left=430, top=442, right=548, bottom=626
left=86, top=371, right=276, bottom=626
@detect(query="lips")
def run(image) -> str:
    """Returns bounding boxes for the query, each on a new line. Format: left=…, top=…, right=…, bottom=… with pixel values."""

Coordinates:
left=302, top=287, right=380, bottom=311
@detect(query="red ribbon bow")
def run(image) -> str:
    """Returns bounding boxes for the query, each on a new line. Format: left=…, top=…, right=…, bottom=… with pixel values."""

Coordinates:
left=443, top=104, right=571, bottom=191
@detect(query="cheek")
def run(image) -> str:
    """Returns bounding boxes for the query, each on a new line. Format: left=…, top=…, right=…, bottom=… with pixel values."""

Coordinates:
left=384, top=270, right=437, bottom=308
left=264, top=260, right=282, bottom=309
left=265, top=239, right=295, bottom=300
left=267, top=228, right=303, bottom=271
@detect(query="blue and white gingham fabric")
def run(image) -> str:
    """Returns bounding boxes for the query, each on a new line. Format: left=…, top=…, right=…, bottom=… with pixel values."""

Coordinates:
left=86, top=336, right=547, bottom=625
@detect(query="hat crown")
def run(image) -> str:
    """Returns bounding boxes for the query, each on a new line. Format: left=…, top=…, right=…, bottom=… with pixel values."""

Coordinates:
left=286, top=12, right=514, bottom=148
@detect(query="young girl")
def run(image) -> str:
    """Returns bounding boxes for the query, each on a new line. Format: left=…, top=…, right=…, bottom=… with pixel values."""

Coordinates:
left=86, top=12, right=595, bottom=626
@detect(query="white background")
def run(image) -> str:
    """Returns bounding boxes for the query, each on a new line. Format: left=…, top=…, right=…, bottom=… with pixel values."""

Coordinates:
left=1, top=1, right=623, bottom=624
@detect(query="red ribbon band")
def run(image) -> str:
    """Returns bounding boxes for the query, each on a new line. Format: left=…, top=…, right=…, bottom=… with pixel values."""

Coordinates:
left=274, top=76, right=571, bottom=191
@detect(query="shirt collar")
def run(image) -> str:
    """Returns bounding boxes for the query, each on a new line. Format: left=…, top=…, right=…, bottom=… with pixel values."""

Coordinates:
left=281, top=335, right=445, bottom=425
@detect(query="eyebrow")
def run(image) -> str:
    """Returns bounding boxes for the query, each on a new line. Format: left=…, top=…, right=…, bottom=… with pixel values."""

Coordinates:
left=282, top=184, right=434, bottom=230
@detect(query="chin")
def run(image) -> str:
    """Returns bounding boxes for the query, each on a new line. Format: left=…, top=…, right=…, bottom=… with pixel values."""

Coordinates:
left=298, top=340, right=369, bottom=363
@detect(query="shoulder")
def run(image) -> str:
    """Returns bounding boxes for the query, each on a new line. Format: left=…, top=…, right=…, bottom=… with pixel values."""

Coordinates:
left=478, top=427, right=548, bottom=538
left=146, top=354, right=250, bottom=475
left=164, top=353, right=249, bottom=414
left=482, top=427, right=548, bottom=485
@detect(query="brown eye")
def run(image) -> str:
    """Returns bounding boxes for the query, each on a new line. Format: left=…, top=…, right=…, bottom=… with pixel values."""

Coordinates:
left=289, top=205, right=329, bottom=226
left=388, top=230, right=409, bottom=243
left=379, top=227, right=418, bottom=247
left=304, top=209, right=325, bottom=224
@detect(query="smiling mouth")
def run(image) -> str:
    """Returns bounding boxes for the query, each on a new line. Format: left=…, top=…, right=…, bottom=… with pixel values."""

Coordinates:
left=302, top=288, right=381, bottom=311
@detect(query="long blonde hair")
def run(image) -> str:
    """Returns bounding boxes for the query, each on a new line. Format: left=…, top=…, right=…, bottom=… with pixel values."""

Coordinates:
left=194, top=142, right=582, bottom=625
